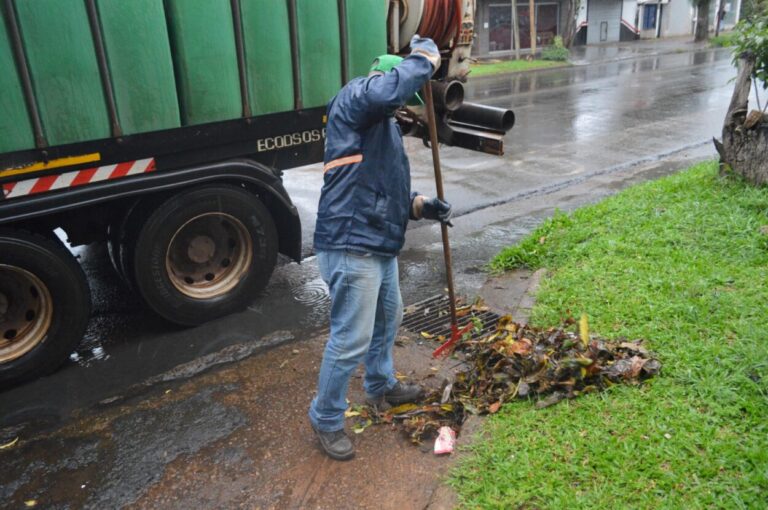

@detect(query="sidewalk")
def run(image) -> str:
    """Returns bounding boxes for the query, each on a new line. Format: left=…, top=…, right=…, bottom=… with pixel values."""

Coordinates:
left=568, top=36, right=712, bottom=66
left=470, top=36, right=715, bottom=78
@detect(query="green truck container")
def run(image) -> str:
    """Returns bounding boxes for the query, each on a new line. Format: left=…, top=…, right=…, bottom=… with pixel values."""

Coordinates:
left=0, top=13, right=34, bottom=153
left=164, top=0, right=243, bottom=125
left=97, top=0, right=181, bottom=134
left=15, top=0, right=111, bottom=147
left=241, top=0, right=295, bottom=115
left=1, top=0, right=388, bottom=144
left=345, top=0, right=387, bottom=79
left=296, top=0, right=342, bottom=108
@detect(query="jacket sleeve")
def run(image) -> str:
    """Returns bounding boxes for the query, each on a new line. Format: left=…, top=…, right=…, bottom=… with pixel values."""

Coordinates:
left=355, top=55, right=434, bottom=122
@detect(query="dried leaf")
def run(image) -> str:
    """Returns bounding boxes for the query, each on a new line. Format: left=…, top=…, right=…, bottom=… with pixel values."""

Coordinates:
left=387, top=403, right=419, bottom=415
left=488, top=401, right=502, bottom=414
left=455, top=308, right=472, bottom=318
left=506, top=337, right=533, bottom=356
left=579, top=314, right=589, bottom=348
left=642, top=359, right=661, bottom=376
left=0, top=437, right=19, bottom=450
left=535, top=392, right=565, bottom=409
left=352, top=419, right=372, bottom=434
left=420, top=331, right=434, bottom=339
left=620, top=341, right=649, bottom=355
left=628, top=356, right=648, bottom=378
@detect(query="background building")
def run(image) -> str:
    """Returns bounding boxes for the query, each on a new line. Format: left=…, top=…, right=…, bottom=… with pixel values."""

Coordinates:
left=573, top=0, right=641, bottom=44
left=473, top=0, right=571, bottom=56
left=474, top=0, right=742, bottom=56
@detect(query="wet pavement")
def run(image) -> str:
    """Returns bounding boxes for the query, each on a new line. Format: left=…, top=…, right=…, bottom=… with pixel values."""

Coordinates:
left=1, top=43, right=735, bottom=508
left=2, top=328, right=476, bottom=509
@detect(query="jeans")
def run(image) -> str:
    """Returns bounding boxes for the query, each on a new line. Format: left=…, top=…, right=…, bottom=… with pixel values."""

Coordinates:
left=309, top=250, right=403, bottom=432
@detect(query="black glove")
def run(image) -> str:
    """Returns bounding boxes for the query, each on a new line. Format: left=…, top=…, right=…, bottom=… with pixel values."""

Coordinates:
left=422, top=197, right=453, bottom=226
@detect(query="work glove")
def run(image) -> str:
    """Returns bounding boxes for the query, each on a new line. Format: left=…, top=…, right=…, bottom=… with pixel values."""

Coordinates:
left=410, top=35, right=441, bottom=73
left=421, top=196, right=453, bottom=226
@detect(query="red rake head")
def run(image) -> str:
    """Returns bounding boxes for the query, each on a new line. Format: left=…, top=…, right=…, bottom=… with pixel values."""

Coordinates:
left=432, top=322, right=473, bottom=358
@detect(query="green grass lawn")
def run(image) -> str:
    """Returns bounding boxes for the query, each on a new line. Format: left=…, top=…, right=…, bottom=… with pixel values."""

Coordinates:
left=710, top=31, right=736, bottom=48
left=470, top=59, right=569, bottom=77
left=452, top=161, right=768, bottom=509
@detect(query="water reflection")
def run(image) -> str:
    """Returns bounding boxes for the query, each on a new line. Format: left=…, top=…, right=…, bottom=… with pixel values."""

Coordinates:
left=464, top=48, right=732, bottom=106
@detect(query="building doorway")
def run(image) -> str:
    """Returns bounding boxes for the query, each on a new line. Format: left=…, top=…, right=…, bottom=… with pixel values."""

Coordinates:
left=516, top=3, right=561, bottom=50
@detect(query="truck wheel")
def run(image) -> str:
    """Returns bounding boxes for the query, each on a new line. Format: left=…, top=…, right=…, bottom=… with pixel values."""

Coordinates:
left=0, top=230, right=90, bottom=385
left=108, top=199, right=146, bottom=288
left=131, top=185, right=278, bottom=326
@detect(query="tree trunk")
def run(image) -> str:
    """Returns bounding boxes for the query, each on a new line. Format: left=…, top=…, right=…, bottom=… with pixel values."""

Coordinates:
left=562, top=0, right=578, bottom=48
left=715, top=55, right=768, bottom=186
left=694, top=0, right=710, bottom=42
left=529, top=0, right=536, bottom=57
left=511, top=2, right=521, bottom=59
left=714, top=0, right=722, bottom=37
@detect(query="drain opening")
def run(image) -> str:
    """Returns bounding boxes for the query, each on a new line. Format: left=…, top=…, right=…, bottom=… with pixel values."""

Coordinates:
left=402, top=294, right=501, bottom=340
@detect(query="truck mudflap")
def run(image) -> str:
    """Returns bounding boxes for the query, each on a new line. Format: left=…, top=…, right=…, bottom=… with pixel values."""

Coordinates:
left=0, top=158, right=303, bottom=262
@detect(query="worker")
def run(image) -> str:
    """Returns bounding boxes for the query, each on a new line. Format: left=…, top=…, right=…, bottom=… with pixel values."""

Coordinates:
left=308, top=35, right=453, bottom=461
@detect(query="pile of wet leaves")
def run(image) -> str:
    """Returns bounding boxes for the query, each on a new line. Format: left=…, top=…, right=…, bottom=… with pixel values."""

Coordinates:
left=349, top=315, right=661, bottom=445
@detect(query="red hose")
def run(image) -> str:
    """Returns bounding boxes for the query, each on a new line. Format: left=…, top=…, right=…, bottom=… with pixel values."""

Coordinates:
left=416, top=0, right=463, bottom=49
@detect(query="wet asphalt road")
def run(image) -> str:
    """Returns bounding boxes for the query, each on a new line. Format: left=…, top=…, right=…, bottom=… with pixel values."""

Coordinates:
left=0, top=44, right=734, bottom=434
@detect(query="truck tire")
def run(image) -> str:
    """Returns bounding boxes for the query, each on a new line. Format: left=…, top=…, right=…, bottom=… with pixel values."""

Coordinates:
left=107, top=222, right=124, bottom=282
left=131, top=185, right=278, bottom=326
left=108, top=199, right=148, bottom=289
left=0, top=230, right=90, bottom=385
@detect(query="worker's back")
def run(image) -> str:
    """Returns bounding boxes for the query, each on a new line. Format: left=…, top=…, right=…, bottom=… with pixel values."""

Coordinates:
left=314, top=55, right=434, bottom=257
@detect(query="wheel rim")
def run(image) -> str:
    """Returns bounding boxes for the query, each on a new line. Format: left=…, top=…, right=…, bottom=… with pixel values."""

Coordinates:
left=165, top=212, right=253, bottom=299
left=0, top=265, right=53, bottom=363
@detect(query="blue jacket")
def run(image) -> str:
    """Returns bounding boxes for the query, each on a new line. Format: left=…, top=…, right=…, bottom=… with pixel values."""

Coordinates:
left=313, top=54, right=434, bottom=257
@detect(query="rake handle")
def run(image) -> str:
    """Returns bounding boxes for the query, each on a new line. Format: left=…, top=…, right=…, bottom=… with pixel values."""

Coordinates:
left=422, top=82, right=458, bottom=331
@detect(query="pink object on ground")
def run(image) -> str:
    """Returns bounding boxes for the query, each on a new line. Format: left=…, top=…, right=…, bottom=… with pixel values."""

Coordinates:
left=434, top=426, right=456, bottom=455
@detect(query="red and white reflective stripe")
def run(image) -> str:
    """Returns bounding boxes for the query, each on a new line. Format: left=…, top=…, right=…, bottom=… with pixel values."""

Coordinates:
left=2, top=158, right=155, bottom=199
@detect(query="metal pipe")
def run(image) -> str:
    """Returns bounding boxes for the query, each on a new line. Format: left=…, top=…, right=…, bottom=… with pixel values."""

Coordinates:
left=422, top=82, right=458, bottom=333
left=389, top=0, right=400, bottom=54
left=287, top=0, right=303, bottom=109
left=450, top=102, right=515, bottom=132
left=430, top=80, right=464, bottom=112
left=3, top=0, right=47, bottom=148
left=230, top=0, right=252, bottom=118
left=85, top=0, right=122, bottom=137
left=337, top=0, right=349, bottom=84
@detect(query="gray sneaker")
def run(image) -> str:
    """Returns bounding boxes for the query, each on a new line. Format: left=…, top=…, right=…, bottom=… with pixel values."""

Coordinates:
left=366, top=381, right=424, bottom=407
left=311, top=424, right=355, bottom=461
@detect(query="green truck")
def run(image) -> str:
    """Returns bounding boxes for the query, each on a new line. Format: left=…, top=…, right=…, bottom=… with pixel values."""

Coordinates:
left=0, top=0, right=512, bottom=385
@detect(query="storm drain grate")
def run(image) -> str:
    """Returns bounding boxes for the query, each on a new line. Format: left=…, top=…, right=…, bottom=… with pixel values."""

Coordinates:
left=402, top=294, right=501, bottom=340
